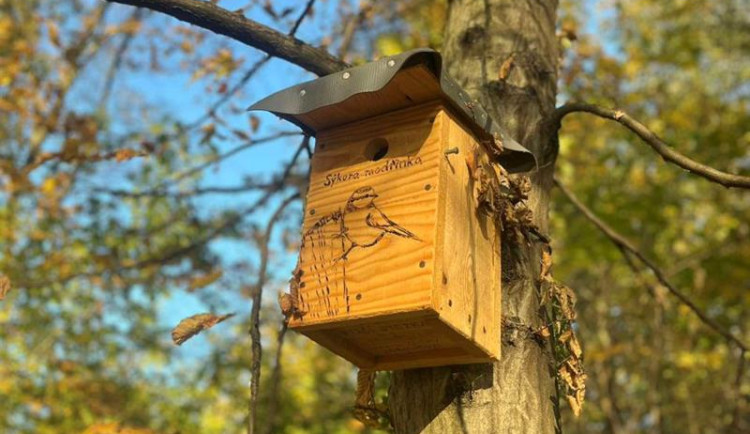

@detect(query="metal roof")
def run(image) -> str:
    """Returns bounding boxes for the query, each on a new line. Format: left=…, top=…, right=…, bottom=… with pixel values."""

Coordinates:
left=248, top=48, right=536, bottom=173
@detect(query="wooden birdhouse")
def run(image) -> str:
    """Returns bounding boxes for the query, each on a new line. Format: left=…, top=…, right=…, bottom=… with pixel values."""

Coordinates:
left=249, top=49, right=535, bottom=370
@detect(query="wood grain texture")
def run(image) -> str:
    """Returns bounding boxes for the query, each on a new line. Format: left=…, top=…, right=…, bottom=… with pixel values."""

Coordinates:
left=292, top=102, right=442, bottom=326
left=434, top=108, right=502, bottom=359
left=290, top=102, right=501, bottom=370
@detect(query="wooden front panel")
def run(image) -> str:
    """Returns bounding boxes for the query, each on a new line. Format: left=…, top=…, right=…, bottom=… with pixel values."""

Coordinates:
left=290, top=102, right=444, bottom=327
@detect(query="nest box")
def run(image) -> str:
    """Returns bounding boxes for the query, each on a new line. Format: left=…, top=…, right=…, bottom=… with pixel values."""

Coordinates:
left=250, top=49, right=535, bottom=370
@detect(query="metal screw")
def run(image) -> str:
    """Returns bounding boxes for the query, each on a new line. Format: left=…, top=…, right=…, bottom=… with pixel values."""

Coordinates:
left=387, top=59, right=395, bottom=67
left=299, top=89, right=306, bottom=96
left=342, top=72, right=351, bottom=79
left=444, top=147, right=459, bottom=155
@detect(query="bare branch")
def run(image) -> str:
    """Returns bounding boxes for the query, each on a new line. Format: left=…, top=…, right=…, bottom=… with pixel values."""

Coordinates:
left=184, top=1, right=318, bottom=131
left=261, top=321, right=289, bottom=434
left=99, top=8, right=144, bottom=108
left=337, top=5, right=371, bottom=58
left=93, top=176, right=305, bottom=198
left=554, top=178, right=748, bottom=351
left=185, top=55, right=272, bottom=131
left=162, top=131, right=301, bottom=188
left=106, top=0, right=348, bottom=76
left=552, top=103, right=750, bottom=189
left=248, top=193, right=300, bottom=434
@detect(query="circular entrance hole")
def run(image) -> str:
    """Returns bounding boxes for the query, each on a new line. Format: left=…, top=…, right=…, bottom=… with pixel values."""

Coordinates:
left=365, top=137, right=389, bottom=161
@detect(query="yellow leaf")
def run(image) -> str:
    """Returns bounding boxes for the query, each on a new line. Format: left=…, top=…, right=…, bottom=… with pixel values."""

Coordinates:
left=47, top=21, right=61, bottom=47
left=41, top=177, right=57, bottom=195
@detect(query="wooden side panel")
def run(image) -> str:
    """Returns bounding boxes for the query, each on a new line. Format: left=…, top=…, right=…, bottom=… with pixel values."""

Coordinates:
left=433, top=109, right=502, bottom=359
left=290, top=102, right=444, bottom=328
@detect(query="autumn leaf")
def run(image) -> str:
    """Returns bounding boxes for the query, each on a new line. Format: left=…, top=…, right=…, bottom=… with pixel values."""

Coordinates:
left=249, top=115, right=260, bottom=132
left=115, top=149, right=137, bottom=162
left=498, top=53, right=515, bottom=80
left=0, top=274, right=10, bottom=300
left=187, top=269, right=223, bottom=292
left=47, top=21, right=61, bottom=47
left=171, top=313, right=235, bottom=345
left=83, top=422, right=155, bottom=434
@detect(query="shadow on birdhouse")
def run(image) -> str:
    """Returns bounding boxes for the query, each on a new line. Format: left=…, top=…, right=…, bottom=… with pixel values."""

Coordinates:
left=249, top=48, right=535, bottom=370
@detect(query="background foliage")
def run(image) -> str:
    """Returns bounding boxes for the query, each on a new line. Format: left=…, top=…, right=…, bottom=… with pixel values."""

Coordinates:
left=0, top=0, right=747, bottom=433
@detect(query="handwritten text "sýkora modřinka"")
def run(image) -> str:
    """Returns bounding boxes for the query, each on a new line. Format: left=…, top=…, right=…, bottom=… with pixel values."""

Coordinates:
left=322, top=156, right=424, bottom=188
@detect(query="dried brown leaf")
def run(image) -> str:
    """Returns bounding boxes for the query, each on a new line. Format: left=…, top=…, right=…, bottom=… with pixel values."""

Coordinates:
left=355, top=369, right=376, bottom=407
left=540, top=247, right=553, bottom=280
left=567, top=393, right=583, bottom=417
left=187, top=269, right=223, bottom=292
left=249, top=115, right=260, bottom=132
left=171, top=312, right=235, bottom=345
left=557, top=283, right=578, bottom=321
left=537, top=325, right=551, bottom=338
left=278, top=293, right=294, bottom=316
left=353, top=369, right=382, bottom=428
left=498, top=53, right=516, bottom=80
left=568, top=331, right=583, bottom=358
left=0, top=274, right=10, bottom=300
left=558, top=328, right=573, bottom=343
left=115, top=149, right=137, bottom=162
left=231, top=129, right=250, bottom=141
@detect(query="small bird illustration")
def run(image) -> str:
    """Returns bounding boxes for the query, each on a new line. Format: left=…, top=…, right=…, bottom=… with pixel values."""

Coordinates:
left=338, top=186, right=419, bottom=260
left=300, top=186, right=420, bottom=314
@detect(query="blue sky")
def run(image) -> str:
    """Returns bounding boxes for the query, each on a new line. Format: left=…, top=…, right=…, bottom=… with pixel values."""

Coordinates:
left=72, top=0, right=355, bottom=361
left=70, top=0, right=617, bottom=365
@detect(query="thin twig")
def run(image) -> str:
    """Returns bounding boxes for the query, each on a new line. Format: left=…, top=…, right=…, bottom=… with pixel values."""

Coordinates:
left=184, top=55, right=272, bottom=131
left=93, top=175, right=305, bottom=198
left=99, top=9, right=143, bottom=108
left=248, top=193, right=300, bottom=434
left=337, top=5, right=370, bottom=58
left=261, top=321, right=289, bottom=434
left=288, top=0, right=316, bottom=37
left=184, top=0, right=317, bottom=132
left=730, top=349, right=747, bottom=432
left=552, top=103, right=750, bottom=189
left=554, top=178, right=748, bottom=351
left=161, top=131, right=301, bottom=189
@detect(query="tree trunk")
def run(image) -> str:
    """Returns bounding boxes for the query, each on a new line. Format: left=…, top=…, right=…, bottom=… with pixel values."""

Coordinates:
left=389, top=1, right=560, bottom=433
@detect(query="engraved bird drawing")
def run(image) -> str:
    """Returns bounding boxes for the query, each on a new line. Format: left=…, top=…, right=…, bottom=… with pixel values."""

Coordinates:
left=339, top=186, right=420, bottom=260
left=300, top=186, right=420, bottom=316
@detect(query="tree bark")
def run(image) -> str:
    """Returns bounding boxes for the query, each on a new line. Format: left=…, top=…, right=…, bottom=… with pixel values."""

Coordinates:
left=389, top=1, right=560, bottom=433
